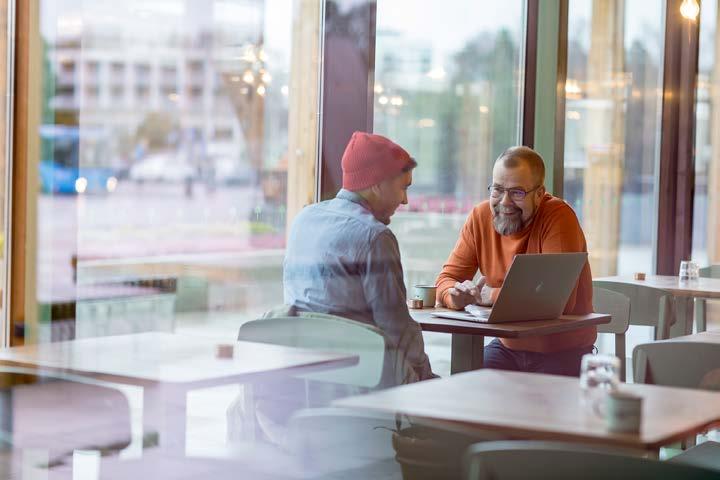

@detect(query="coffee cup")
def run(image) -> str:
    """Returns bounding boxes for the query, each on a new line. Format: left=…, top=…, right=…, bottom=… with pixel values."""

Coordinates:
left=412, top=285, right=437, bottom=308
left=599, top=391, right=643, bottom=433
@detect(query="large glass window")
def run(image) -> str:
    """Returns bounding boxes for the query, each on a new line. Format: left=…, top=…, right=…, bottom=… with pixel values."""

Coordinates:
left=563, top=0, right=665, bottom=277
left=373, top=0, right=526, bottom=375
left=694, top=0, right=719, bottom=268
left=24, top=0, right=319, bottom=456
left=33, top=0, right=304, bottom=346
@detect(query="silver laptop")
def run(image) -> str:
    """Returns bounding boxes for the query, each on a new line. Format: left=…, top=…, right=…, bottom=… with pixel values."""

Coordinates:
left=431, top=252, right=588, bottom=323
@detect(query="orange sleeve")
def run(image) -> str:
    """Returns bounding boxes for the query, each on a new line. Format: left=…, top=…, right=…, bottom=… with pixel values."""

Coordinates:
left=541, top=207, right=593, bottom=314
left=435, top=210, right=480, bottom=308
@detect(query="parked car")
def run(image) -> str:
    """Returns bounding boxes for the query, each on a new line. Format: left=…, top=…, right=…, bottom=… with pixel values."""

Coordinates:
left=210, top=154, right=255, bottom=185
left=129, top=152, right=196, bottom=183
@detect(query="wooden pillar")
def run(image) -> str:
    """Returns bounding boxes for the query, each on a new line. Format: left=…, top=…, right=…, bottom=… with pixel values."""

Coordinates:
left=11, top=0, right=41, bottom=345
left=0, top=2, right=7, bottom=345
left=286, top=0, right=322, bottom=230
left=583, top=0, right=626, bottom=277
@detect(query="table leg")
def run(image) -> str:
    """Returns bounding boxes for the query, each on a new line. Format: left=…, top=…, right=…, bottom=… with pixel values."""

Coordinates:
left=695, top=298, right=707, bottom=333
left=143, top=384, right=186, bottom=454
left=450, top=334, right=484, bottom=374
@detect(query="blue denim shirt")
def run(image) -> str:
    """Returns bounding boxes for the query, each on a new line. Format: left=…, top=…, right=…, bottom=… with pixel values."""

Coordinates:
left=283, top=189, right=433, bottom=381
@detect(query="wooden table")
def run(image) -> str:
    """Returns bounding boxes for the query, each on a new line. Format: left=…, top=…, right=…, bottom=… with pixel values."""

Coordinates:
left=334, top=369, right=720, bottom=452
left=0, top=332, right=358, bottom=452
left=410, top=308, right=611, bottom=373
left=596, top=275, right=720, bottom=334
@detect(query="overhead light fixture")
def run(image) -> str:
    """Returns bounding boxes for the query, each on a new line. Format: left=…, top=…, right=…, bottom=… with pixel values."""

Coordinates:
left=680, top=0, right=699, bottom=21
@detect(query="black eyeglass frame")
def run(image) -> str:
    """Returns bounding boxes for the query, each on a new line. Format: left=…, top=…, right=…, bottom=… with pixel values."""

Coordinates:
left=487, top=184, right=543, bottom=201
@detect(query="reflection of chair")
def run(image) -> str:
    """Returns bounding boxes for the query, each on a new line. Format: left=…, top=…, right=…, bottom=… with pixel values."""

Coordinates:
left=0, top=367, right=131, bottom=474
left=233, top=310, right=416, bottom=445
left=238, top=312, right=414, bottom=389
left=286, top=407, right=402, bottom=477
left=592, top=287, right=631, bottom=381
left=592, top=280, right=676, bottom=340
left=464, top=441, right=717, bottom=479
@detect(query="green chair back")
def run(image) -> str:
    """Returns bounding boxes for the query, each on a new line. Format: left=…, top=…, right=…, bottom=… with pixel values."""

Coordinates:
left=464, top=441, right=717, bottom=479
left=238, top=311, right=412, bottom=389
left=633, top=341, right=720, bottom=390
left=592, top=287, right=630, bottom=381
left=592, top=280, right=675, bottom=340
left=699, top=265, right=720, bottom=278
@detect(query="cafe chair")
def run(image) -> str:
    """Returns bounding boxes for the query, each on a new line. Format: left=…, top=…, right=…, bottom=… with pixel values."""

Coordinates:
left=286, top=407, right=402, bottom=477
left=592, top=287, right=631, bottom=381
left=238, top=311, right=416, bottom=389
left=694, top=265, right=720, bottom=333
left=592, top=280, right=676, bottom=340
left=699, top=265, right=720, bottom=278
left=464, top=441, right=718, bottom=479
left=633, top=340, right=720, bottom=454
left=632, top=341, right=720, bottom=390
left=0, top=366, right=132, bottom=476
left=232, top=310, right=417, bottom=445
left=670, top=441, right=720, bottom=473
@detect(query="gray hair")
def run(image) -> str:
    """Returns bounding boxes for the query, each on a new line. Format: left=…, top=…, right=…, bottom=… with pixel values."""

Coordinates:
left=496, top=146, right=545, bottom=185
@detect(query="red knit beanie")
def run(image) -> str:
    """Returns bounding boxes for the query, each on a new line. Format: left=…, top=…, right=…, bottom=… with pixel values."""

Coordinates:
left=341, top=131, right=415, bottom=191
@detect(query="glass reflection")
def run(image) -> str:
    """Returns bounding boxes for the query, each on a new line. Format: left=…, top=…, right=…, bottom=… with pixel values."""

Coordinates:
left=563, top=0, right=665, bottom=276
left=38, top=0, right=294, bottom=343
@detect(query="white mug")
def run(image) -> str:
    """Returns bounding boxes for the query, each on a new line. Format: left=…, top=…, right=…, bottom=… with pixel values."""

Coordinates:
left=413, top=285, right=437, bottom=308
left=596, top=391, right=643, bottom=434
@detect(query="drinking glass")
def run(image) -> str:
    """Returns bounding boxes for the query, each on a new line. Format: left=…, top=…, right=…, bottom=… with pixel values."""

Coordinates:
left=679, top=260, right=691, bottom=281
left=579, top=353, right=620, bottom=407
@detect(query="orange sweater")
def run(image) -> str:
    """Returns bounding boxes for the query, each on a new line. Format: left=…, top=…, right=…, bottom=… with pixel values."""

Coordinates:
left=435, top=193, right=596, bottom=353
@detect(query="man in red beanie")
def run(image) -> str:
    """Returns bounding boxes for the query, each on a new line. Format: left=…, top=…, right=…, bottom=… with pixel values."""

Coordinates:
left=283, top=131, right=435, bottom=382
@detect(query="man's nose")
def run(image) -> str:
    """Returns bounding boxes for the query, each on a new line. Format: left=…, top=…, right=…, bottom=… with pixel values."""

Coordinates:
left=500, top=190, right=514, bottom=205
left=401, top=191, right=408, bottom=205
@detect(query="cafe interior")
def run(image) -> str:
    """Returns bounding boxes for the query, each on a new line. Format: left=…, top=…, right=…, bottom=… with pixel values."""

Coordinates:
left=0, top=0, right=719, bottom=478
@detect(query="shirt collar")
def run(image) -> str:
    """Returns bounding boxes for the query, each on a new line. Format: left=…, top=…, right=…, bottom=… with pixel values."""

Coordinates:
left=336, top=188, right=369, bottom=207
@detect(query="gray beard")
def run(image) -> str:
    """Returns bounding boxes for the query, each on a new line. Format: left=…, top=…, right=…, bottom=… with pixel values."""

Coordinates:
left=493, top=213, right=524, bottom=236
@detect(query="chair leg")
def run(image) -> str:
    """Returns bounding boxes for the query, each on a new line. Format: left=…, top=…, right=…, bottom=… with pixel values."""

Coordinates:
left=681, top=435, right=697, bottom=450
left=615, top=333, right=626, bottom=382
left=695, top=298, right=707, bottom=333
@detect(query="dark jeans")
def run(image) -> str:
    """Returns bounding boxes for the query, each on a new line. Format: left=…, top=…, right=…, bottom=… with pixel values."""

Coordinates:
left=484, top=339, right=594, bottom=377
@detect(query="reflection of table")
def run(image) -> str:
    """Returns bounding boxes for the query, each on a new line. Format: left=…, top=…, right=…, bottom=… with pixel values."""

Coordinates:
left=596, top=275, right=720, bottom=334
left=410, top=308, right=611, bottom=374
left=0, top=332, right=358, bottom=452
left=335, top=369, right=720, bottom=452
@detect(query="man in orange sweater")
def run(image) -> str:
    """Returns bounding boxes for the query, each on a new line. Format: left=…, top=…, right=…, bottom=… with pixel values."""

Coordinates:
left=435, top=146, right=595, bottom=376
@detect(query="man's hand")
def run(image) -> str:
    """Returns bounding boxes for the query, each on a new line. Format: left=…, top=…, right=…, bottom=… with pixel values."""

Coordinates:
left=445, top=277, right=493, bottom=309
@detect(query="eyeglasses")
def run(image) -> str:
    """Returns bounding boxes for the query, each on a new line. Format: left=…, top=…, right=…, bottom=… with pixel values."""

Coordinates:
left=487, top=184, right=542, bottom=202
